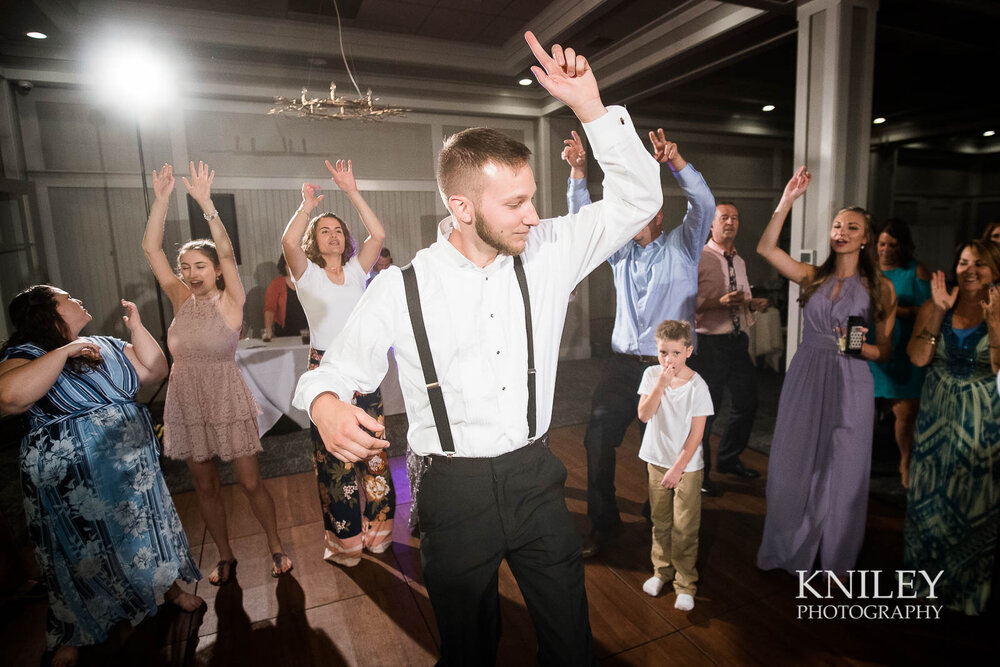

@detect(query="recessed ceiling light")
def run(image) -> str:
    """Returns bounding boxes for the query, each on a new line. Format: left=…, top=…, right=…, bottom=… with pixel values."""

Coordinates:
left=873, top=117, right=886, bottom=125
left=761, top=104, right=775, bottom=112
left=518, top=78, right=533, bottom=86
left=984, top=130, right=996, bottom=137
left=26, top=31, right=47, bottom=39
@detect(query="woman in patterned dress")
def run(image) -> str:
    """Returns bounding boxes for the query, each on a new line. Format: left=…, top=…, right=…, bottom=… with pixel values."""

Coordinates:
left=281, top=159, right=395, bottom=566
left=142, top=161, right=292, bottom=584
left=904, top=240, right=1000, bottom=615
left=0, top=286, right=202, bottom=667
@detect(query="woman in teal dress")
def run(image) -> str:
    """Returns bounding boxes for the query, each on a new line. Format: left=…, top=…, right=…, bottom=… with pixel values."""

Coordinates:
left=904, top=240, right=1000, bottom=615
left=0, top=286, right=202, bottom=667
left=870, top=219, right=930, bottom=487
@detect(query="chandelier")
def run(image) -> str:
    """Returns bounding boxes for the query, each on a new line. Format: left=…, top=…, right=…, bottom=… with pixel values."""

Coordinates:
left=268, top=0, right=407, bottom=121
left=269, top=81, right=407, bottom=121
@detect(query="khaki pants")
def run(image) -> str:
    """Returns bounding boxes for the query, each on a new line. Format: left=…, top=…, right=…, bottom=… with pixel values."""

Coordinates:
left=647, top=463, right=703, bottom=596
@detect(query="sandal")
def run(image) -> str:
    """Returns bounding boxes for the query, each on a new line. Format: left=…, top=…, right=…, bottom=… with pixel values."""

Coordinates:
left=208, top=559, right=236, bottom=586
left=271, top=552, right=293, bottom=578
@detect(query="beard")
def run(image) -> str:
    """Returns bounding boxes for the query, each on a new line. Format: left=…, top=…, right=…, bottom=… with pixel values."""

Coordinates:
left=474, top=208, right=525, bottom=256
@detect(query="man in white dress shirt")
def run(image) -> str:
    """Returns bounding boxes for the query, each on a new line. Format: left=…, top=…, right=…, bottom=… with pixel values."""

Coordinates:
left=293, top=32, right=661, bottom=665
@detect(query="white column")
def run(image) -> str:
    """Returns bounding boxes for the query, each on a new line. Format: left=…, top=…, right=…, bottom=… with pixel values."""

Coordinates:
left=786, top=0, right=878, bottom=363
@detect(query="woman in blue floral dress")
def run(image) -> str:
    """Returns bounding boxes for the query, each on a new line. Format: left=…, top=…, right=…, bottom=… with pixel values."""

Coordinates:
left=0, top=286, right=202, bottom=667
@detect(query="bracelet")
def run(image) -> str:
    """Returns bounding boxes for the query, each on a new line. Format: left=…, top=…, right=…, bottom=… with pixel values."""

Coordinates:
left=203, top=209, right=219, bottom=222
left=917, top=332, right=938, bottom=346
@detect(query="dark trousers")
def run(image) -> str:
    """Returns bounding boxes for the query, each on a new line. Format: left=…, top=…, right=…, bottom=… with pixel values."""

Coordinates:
left=688, top=332, right=758, bottom=473
left=417, top=440, right=595, bottom=667
left=582, top=355, right=648, bottom=534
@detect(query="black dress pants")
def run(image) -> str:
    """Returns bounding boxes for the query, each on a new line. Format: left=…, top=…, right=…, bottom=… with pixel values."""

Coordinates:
left=688, top=332, right=758, bottom=473
left=581, top=355, right=649, bottom=535
left=416, top=440, right=596, bottom=667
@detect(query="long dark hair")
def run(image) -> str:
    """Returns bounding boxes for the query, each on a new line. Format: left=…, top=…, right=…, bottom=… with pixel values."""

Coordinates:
left=878, top=218, right=916, bottom=267
left=798, top=206, right=887, bottom=321
left=176, top=239, right=225, bottom=290
left=1, top=285, right=101, bottom=372
left=301, top=213, right=356, bottom=268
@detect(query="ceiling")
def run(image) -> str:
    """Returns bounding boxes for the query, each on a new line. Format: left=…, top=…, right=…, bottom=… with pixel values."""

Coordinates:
left=1, top=0, right=998, bottom=151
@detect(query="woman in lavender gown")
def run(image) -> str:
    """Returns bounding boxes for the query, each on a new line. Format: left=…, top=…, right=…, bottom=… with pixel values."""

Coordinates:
left=755, top=167, right=897, bottom=576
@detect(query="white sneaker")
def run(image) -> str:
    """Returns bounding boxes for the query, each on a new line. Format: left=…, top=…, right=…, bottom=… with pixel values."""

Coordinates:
left=642, top=576, right=665, bottom=597
left=674, top=593, right=695, bottom=611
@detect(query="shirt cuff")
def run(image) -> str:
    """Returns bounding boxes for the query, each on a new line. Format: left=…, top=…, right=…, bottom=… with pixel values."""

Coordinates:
left=581, top=105, right=638, bottom=160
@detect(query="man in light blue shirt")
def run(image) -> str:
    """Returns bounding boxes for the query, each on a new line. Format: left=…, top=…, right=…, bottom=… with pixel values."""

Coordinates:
left=564, top=129, right=716, bottom=554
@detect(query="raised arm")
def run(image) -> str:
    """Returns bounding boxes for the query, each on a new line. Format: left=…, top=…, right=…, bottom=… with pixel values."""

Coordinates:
left=120, top=299, right=168, bottom=385
left=327, top=159, right=385, bottom=273
left=282, top=183, right=324, bottom=281
left=141, top=164, right=190, bottom=311
left=0, top=341, right=100, bottom=414
left=907, top=271, right=954, bottom=367
left=757, top=166, right=816, bottom=286
left=651, top=131, right=714, bottom=261
left=182, top=162, right=244, bottom=309
left=563, top=130, right=592, bottom=215
left=983, top=284, right=1000, bottom=374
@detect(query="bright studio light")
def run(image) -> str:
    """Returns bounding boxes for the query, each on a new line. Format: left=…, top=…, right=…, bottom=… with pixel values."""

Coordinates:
left=88, top=40, right=178, bottom=111
left=518, top=78, right=533, bottom=86
left=984, top=130, right=996, bottom=137
left=761, top=104, right=775, bottom=112
left=873, top=117, right=886, bottom=125
left=26, top=31, right=48, bottom=39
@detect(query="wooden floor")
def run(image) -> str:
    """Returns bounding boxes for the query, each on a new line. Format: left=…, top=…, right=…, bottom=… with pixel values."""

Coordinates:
left=3, top=423, right=994, bottom=666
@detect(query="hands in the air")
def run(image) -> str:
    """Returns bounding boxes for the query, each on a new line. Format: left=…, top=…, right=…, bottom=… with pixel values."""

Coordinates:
left=301, top=183, right=325, bottom=213
left=326, top=159, right=358, bottom=194
left=561, top=131, right=586, bottom=169
left=930, top=270, right=958, bottom=312
left=781, top=166, right=811, bottom=204
left=525, top=31, right=604, bottom=123
left=152, top=164, right=175, bottom=201
left=121, top=299, right=142, bottom=332
left=649, top=129, right=686, bottom=172
left=181, top=161, right=215, bottom=209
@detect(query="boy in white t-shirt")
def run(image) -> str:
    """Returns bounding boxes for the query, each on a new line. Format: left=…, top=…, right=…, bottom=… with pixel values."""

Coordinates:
left=637, top=320, right=714, bottom=611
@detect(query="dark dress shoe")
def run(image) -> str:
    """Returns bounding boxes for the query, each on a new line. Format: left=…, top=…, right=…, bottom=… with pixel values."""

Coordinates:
left=717, top=460, right=760, bottom=479
left=701, top=478, right=722, bottom=496
left=581, top=535, right=600, bottom=558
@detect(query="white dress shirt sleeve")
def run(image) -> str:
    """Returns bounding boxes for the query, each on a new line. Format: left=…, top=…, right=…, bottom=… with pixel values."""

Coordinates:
left=291, top=266, right=402, bottom=415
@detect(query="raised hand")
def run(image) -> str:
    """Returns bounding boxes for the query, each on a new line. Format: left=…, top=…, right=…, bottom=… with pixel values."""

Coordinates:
left=781, top=166, right=811, bottom=203
left=656, top=363, right=677, bottom=389
left=152, top=164, right=175, bottom=201
left=525, top=31, right=604, bottom=123
left=326, top=159, right=358, bottom=194
left=120, top=299, right=142, bottom=331
left=301, top=183, right=325, bottom=213
left=181, top=161, right=215, bottom=208
left=649, top=129, right=687, bottom=172
left=930, top=270, right=958, bottom=312
left=561, top=131, right=586, bottom=169
left=981, top=285, right=1000, bottom=326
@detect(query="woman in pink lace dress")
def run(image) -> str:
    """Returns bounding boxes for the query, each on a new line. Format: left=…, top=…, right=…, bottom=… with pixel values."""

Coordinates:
left=142, top=161, right=292, bottom=583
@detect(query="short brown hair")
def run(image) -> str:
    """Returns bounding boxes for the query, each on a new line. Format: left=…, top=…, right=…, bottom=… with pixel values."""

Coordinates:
left=301, top=213, right=355, bottom=268
left=437, top=127, right=531, bottom=204
left=655, top=319, right=692, bottom=346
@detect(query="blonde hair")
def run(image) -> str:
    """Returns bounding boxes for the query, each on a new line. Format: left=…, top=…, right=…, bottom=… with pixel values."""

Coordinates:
left=655, top=319, right=693, bottom=346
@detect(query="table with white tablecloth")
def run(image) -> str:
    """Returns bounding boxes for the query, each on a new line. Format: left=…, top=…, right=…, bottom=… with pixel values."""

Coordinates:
left=747, top=307, right=784, bottom=372
left=236, top=336, right=405, bottom=436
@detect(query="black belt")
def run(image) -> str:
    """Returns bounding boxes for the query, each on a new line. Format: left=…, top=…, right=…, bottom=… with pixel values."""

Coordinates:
left=615, top=352, right=659, bottom=365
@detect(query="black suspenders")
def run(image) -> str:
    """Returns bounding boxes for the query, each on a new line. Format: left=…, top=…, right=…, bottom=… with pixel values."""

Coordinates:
left=401, top=254, right=536, bottom=454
